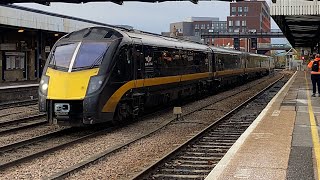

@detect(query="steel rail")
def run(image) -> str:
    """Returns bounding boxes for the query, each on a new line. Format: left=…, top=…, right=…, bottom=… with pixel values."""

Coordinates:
left=0, top=120, right=48, bottom=135
left=0, top=114, right=47, bottom=135
left=0, top=99, right=38, bottom=110
left=0, top=126, right=114, bottom=171
left=0, top=114, right=45, bottom=127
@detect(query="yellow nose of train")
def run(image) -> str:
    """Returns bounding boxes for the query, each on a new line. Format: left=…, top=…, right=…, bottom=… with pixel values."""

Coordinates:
left=46, top=67, right=99, bottom=100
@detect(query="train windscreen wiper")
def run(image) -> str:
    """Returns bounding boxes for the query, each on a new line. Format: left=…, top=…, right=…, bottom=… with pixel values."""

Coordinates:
left=49, top=52, right=57, bottom=69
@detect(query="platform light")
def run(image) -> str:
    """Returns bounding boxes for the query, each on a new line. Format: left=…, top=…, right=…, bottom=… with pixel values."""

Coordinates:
left=18, top=29, right=24, bottom=33
left=54, top=33, right=59, bottom=37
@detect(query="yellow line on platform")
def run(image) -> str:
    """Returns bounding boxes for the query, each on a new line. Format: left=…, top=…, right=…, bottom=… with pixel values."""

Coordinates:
left=305, top=71, right=320, bottom=180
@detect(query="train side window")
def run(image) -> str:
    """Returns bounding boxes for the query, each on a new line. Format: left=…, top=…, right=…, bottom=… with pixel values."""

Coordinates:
left=180, top=50, right=188, bottom=74
left=153, top=50, right=163, bottom=77
left=217, top=54, right=225, bottom=71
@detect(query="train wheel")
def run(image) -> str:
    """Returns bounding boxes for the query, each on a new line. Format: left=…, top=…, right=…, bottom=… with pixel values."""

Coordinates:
left=113, top=102, right=132, bottom=125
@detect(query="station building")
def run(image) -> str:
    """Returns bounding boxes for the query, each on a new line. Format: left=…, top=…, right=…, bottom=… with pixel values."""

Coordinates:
left=0, top=4, right=111, bottom=82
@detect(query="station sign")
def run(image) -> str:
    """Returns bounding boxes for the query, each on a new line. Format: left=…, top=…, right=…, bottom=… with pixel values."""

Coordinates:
left=0, top=43, right=16, bottom=51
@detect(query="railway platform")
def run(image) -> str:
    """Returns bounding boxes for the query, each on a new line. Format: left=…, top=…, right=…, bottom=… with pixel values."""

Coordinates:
left=206, top=70, right=318, bottom=180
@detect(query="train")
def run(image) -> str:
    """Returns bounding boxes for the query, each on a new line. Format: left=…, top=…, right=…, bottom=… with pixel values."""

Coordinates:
left=38, top=26, right=275, bottom=126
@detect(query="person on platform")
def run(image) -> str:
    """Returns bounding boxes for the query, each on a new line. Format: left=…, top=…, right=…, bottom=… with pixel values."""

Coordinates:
left=308, top=54, right=320, bottom=97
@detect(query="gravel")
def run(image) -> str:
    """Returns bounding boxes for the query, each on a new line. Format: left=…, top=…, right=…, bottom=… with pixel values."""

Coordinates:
left=0, top=105, right=39, bottom=123
left=0, top=105, right=64, bottom=147
left=0, top=72, right=290, bottom=179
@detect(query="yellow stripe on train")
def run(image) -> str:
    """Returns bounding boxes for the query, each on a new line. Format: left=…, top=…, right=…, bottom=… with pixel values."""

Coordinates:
left=102, top=72, right=211, bottom=113
left=46, top=67, right=99, bottom=100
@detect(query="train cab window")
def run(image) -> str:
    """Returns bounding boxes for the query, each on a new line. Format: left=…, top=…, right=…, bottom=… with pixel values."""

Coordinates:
left=72, top=42, right=109, bottom=70
left=49, top=43, right=79, bottom=70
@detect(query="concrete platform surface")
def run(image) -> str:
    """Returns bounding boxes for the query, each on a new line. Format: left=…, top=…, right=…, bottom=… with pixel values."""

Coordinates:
left=206, top=71, right=319, bottom=180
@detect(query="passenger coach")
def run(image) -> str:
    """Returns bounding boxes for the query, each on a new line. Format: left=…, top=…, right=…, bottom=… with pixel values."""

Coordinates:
left=38, top=26, right=273, bottom=126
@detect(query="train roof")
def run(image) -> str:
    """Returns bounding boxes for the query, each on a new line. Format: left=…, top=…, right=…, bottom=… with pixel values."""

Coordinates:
left=61, top=27, right=272, bottom=59
left=122, top=30, right=210, bottom=51
left=247, top=52, right=270, bottom=58
left=209, top=46, right=243, bottom=55
left=59, top=27, right=212, bottom=52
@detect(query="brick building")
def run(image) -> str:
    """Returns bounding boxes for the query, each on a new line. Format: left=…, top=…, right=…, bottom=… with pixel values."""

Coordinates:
left=227, top=0, right=271, bottom=51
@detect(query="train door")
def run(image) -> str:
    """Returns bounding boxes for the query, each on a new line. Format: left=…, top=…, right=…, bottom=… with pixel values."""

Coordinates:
left=132, top=39, right=144, bottom=88
left=131, top=40, right=145, bottom=116
left=244, top=53, right=248, bottom=74
left=208, top=51, right=213, bottom=73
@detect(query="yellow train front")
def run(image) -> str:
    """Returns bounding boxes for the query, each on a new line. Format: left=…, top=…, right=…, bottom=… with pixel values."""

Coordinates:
left=39, top=27, right=127, bottom=126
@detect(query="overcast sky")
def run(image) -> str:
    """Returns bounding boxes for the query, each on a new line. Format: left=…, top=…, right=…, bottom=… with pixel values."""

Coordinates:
left=17, top=0, right=286, bottom=44
left=17, top=0, right=278, bottom=33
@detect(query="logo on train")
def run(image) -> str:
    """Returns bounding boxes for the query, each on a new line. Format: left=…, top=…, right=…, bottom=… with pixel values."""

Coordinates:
left=145, top=56, right=153, bottom=66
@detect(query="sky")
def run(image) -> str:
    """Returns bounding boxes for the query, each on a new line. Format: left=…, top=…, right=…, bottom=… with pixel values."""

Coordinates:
left=16, top=0, right=287, bottom=44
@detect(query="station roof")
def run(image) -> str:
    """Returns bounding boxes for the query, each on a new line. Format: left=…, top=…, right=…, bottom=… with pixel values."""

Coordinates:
left=271, top=0, right=320, bottom=48
left=1, top=0, right=243, bottom=5
left=0, top=4, right=114, bottom=33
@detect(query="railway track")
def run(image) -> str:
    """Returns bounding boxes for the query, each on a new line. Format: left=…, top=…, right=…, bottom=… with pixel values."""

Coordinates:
left=131, top=77, right=287, bottom=179
left=0, top=125, right=114, bottom=170
left=0, top=114, right=47, bottom=135
left=0, top=99, right=38, bottom=110
left=45, top=74, right=285, bottom=180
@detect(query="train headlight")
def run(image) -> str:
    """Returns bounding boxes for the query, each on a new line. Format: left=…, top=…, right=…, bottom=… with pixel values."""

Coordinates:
left=39, top=75, right=49, bottom=96
left=86, top=75, right=105, bottom=95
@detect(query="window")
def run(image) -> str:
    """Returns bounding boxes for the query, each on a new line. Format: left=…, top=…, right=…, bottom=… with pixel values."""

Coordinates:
left=195, top=24, right=199, bottom=29
left=229, top=20, right=233, bottom=26
left=235, top=20, right=240, bottom=26
left=242, top=27, right=247, bottom=32
left=50, top=43, right=79, bottom=69
left=242, top=20, right=246, bottom=26
left=5, top=52, right=25, bottom=70
left=50, top=42, right=109, bottom=71
left=244, top=7, right=249, bottom=12
left=73, top=42, right=109, bottom=69
left=232, top=7, right=236, bottom=13
left=207, top=24, right=210, bottom=29
left=238, top=7, right=242, bottom=13
left=201, top=24, right=205, bottom=29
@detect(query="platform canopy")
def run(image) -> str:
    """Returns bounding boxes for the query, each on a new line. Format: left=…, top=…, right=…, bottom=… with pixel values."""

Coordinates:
left=271, top=0, right=320, bottom=48
left=1, top=0, right=243, bottom=5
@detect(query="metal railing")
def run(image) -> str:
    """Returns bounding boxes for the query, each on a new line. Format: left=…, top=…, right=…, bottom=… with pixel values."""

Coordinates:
left=201, top=29, right=285, bottom=38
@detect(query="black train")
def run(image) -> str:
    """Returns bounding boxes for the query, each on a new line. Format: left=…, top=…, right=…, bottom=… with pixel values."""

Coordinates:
left=38, top=26, right=275, bottom=126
